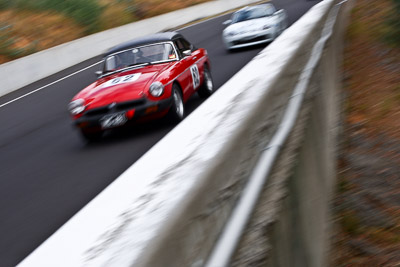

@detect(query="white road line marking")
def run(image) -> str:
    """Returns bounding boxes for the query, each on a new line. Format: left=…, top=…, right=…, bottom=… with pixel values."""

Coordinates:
left=0, top=61, right=102, bottom=108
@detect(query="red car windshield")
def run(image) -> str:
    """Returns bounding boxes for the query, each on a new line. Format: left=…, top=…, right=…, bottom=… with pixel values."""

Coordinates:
left=103, top=43, right=177, bottom=73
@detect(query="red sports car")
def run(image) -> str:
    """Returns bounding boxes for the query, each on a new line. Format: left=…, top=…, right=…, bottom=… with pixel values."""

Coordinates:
left=68, top=32, right=214, bottom=141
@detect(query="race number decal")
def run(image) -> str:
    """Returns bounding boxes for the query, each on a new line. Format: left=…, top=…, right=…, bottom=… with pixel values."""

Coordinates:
left=103, top=73, right=141, bottom=88
left=190, top=64, right=200, bottom=89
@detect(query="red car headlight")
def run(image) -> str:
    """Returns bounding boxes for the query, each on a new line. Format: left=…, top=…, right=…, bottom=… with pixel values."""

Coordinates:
left=68, top=99, right=86, bottom=115
left=149, top=82, right=164, bottom=97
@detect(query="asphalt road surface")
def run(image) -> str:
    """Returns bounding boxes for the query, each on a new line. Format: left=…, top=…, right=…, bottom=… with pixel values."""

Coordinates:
left=0, top=0, right=321, bottom=265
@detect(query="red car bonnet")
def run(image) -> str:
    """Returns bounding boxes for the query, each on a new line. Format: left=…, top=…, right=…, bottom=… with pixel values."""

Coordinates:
left=74, top=63, right=171, bottom=109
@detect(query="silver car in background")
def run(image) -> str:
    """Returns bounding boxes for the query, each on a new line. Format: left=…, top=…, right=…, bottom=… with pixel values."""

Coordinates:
left=222, top=3, right=288, bottom=51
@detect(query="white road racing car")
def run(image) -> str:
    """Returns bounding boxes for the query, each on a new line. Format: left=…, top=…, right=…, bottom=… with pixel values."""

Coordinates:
left=222, top=3, right=288, bottom=51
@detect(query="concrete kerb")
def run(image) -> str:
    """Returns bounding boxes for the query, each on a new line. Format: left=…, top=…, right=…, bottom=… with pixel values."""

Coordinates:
left=0, top=0, right=264, bottom=99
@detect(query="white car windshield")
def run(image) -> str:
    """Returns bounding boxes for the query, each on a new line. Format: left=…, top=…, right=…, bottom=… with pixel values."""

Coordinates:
left=232, top=5, right=275, bottom=23
left=103, top=43, right=177, bottom=73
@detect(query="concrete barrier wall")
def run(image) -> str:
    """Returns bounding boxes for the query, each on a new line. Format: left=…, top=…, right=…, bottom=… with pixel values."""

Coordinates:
left=231, top=1, right=352, bottom=266
left=18, top=0, right=350, bottom=266
left=0, top=0, right=262, bottom=98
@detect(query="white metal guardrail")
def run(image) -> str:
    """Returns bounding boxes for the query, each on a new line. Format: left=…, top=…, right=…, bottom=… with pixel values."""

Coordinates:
left=18, top=0, right=351, bottom=266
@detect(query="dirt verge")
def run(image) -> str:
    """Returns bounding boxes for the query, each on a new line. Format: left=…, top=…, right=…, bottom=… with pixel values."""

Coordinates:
left=331, top=0, right=400, bottom=265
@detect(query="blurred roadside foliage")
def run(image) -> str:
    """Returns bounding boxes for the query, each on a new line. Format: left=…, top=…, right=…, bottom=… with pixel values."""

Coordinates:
left=386, top=0, right=400, bottom=45
left=0, top=0, right=210, bottom=63
left=0, top=23, right=37, bottom=60
left=0, top=0, right=103, bottom=33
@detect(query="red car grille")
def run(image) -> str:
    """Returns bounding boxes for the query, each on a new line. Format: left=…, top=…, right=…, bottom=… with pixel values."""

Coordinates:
left=84, top=99, right=146, bottom=117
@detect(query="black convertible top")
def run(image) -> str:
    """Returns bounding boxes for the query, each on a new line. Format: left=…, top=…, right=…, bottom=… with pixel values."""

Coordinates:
left=104, top=31, right=183, bottom=56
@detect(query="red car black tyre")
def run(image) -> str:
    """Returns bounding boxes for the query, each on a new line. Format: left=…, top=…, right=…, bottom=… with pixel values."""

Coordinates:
left=166, top=83, right=185, bottom=123
left=197, top=66, right=214, bottom=98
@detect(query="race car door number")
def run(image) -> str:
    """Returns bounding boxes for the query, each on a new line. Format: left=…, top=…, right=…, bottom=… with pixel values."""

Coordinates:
left=190, top=64, right=200, bottom=89
left=100, top=113, right=127, bottom=129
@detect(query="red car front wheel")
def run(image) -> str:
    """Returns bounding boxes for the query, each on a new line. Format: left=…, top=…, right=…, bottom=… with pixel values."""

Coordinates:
left=166, top=83, right=184, bottom=123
